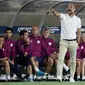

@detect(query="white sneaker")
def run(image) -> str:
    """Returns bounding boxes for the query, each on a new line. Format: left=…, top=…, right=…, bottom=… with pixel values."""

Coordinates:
left=33, top=75, right=37, bottom=80
left=0, top=75, right=6, bottom=80
left=82, top=76, right=85, bottom=81
left=42, top=75, right=47, bottom=80
left=11, top=74, right=17, bottom=80
left=27, top=77, right=33, bottom=82
left=6, top=75, right=11, bottom=81
left=70, top=78, right=75, bottom=82
left=56, top=76, right=62, bottom=82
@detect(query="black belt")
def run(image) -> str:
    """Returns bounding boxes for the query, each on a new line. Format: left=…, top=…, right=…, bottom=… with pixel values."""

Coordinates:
left=63, top=39, right=76, bottom=41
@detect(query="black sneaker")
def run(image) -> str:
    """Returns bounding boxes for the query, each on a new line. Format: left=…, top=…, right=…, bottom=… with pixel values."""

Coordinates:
left=63, top=69, right=70, bottom=76
left=65, top=69, right=70, bottom=75
left=63, top=75, right=69, bottom=81
left=76, top=78, right=80, bottom=81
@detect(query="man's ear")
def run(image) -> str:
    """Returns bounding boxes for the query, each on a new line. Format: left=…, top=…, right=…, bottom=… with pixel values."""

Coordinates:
left=20, top=35, right=23, bottom=38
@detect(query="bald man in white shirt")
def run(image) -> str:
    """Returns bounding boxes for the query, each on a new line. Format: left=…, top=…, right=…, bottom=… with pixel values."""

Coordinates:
left=49, top=3, right=81, bottom=82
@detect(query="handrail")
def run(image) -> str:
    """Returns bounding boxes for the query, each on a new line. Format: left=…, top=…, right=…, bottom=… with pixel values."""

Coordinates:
left=9, top=0, right=40, bottom=28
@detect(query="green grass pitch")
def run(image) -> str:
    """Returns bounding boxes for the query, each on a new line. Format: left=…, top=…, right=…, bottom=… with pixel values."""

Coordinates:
left=0, top=82, right=85, bottom=85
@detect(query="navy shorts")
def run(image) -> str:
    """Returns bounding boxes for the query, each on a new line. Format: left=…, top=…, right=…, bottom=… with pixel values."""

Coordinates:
left=35, top=57, right=45, bottom=66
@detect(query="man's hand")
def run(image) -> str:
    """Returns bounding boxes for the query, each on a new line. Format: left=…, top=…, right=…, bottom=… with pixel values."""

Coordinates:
left=24, top=38, right=30, bottom=45
left=49, top=53, right=58, bottom=60
left=0, top=44, right=3, bottom=49
left=48, top=8, right=54, bottom=13
left=77, top=28, right=81, bottom=44
left=48, top=8, right=60, bottom=17
left=24, top=52, right=28, bottom=57
left=12, top=60, right=14, bottom=65
left=77, top=39, right=80, bottom=44
left=0, top=57, right=8, bottom=61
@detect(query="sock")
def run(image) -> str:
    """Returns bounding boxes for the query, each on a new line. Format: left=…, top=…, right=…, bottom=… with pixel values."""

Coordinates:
left=77, top=76, right=80, bottom=79
left=63, top=63, right=69, bottom=71
left=34, top=67, right=39, bottom=72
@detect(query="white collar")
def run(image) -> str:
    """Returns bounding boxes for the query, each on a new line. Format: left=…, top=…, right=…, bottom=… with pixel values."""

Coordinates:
left=67, top=14, right=76, bottom=18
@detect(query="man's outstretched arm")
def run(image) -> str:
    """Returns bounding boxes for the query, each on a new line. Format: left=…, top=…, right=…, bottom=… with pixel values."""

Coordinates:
left=49, top=9, right=60, bottom=17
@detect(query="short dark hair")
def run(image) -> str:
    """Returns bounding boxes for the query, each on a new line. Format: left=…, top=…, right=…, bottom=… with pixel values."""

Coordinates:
left=19, top=30, right=28, bottom=36
left=5, top=27, right=13, bottom=33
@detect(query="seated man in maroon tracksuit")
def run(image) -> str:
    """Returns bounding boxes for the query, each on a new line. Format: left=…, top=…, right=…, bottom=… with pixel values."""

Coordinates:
left=28, top=26, right=47, bottom=78
left=76, top=33, right=85, bottom=81
left=29, top=26, right=44, bottom=66
left=4, top=27, right=23, bottom=80
left=15, top=30, right=31, bottom=68
left=80, top=37, right=85, bottom=81
left=0, top=35, right=11, bottom=81
left=15, top=30, right=46, bottom=81
left=4, top=27, right=15, bottom=63
left=41, top=27, right=70, bottom=79
left=41, top=26, right=58, bottom=74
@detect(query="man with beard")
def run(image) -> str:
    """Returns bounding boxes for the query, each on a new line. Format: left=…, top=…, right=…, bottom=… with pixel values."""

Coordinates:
left=49, top=3, right=81, bottom=82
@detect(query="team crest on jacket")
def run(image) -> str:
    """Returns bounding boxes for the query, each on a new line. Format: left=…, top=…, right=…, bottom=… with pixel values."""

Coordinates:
left=37, top=40, right=40, bottom=44
left=30, top=40, right=32, bottom=43
left=22, top=45, right=24, bottom=48
left=10, top=44, right=13, bottom=47
left=48, top=42, right=52, bottom=46
left=81, top=46, right=84, bottom=49
left=3, top=48, right=4, bottom=51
